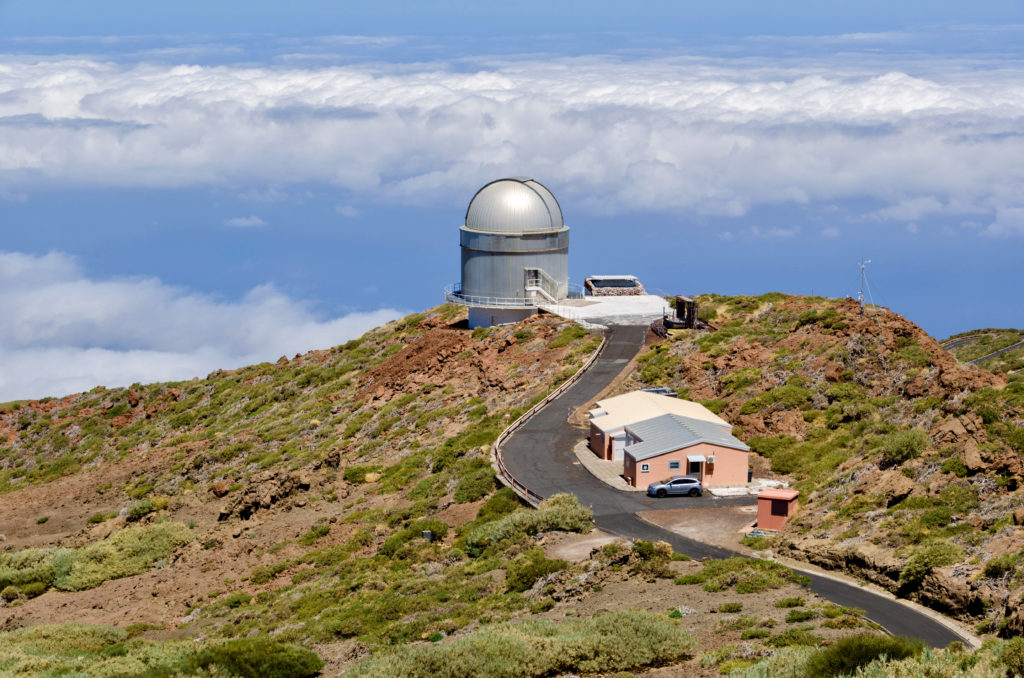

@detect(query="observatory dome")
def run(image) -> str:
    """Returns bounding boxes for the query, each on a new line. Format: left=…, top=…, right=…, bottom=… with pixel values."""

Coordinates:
left=464, top=178, right=564, bottom=233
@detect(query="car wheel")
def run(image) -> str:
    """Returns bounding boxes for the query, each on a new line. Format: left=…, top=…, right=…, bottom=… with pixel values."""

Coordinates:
left=688, top=488, right=700, bottom=497
left=656, top=489, right=667, bottom=498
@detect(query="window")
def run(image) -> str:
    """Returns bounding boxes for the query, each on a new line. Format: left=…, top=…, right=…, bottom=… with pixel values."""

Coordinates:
left=689, top=460, right=702, bottom=475
left=771, top=499, right=788, bottom=516
left=640, top=463, right=650, bottom=473
left=668, top=460, right=681, bottom=470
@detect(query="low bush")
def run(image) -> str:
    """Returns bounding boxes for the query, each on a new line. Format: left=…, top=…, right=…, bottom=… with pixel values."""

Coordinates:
left=803, top=633, right=924, bottom=678
left=124, top=499, right=155, bottom=522
left=475, top=487, right=522, bottom=523
left=739, top=385, right=812, bottom=415
left=899, top=541, right=963, bottom=589
left=0, top=522, right=192, bottom=593
left=982, top=553, right=1020, bottom=579
left=297, top=525, right=330, bottom=546
left=674, top=557, right=810, bottom=593
left=1003, top=637, right=1024, bottom=677
left=766, top=628, right=823, bottom=648
left=505, top=549, right=567, bottom=592
left=189, top=638, right=324, bottom=678
left=719, top=602, right=743, bottom=613
left=548, top=325, right=587, bottom=349
left=879, top=429, right=928, bottom=467
left=785, top=609, right=815, bottom=623
left=464, top=494, right=592, bottom=556
left=741, top=628, right=771, bottom=640
left=454, top=465, right=496, bottom=503
left=343, top=464, right=382, bottom=484
left=774, top=597, right=805, bottom=608
left=351, top=609, right=695, bottom=677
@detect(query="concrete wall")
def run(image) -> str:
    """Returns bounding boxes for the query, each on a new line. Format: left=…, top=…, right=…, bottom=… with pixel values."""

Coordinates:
left=467, top=307, right=535, bottom=329
left=623, top=442, right=749, bottom=488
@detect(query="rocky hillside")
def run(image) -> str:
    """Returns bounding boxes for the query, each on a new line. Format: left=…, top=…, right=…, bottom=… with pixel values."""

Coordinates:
left=0, top=303, right=883, bottom=677
left=622, top=293, right=1024, bottom=637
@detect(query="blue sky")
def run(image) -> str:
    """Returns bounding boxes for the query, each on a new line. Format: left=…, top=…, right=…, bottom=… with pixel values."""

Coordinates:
left=1, top=2, right=1023, bottom=399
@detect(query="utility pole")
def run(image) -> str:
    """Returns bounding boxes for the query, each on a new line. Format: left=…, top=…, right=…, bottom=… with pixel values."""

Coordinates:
left=858, top=259, right=871, bottom=316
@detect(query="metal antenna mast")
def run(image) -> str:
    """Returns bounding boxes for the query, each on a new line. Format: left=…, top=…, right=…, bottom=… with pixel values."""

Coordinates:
left=858, top=259, right=871, bottom=315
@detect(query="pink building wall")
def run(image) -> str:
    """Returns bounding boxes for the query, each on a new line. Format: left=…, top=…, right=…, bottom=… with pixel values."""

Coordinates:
left=589, top=422, right=611, bottom=460
left=623, top=442, right=749, bottom=488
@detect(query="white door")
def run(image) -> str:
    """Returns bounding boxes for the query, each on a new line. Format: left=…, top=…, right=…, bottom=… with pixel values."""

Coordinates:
left=611, top=433, right=626, bottom=461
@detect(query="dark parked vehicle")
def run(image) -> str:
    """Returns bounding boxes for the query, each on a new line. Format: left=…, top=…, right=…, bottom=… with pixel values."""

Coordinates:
left=647, top=475, right=703, bottom=498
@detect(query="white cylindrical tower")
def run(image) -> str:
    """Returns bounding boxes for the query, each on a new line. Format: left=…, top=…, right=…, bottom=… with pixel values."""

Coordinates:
left=444, top=177, right=570, bottom=328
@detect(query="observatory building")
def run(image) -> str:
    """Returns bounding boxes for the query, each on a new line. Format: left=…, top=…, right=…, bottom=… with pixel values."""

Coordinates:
left=444, top=177, right=574, bottom=328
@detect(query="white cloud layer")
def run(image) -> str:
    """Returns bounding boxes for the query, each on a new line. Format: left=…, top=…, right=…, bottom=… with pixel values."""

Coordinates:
left=0, top=53, right=1023, bottom=232
left=0, top=251, right=403, bottom=401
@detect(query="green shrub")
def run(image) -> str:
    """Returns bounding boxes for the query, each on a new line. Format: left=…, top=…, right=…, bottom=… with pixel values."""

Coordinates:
left=674, top=557, right=809, bottom=593
left=0, top=522, right=192, bottom=594
left=739, top=386, right=812, bottom=415
left=803, top=633, right=924, bottom=677
left=636, top=346, right=683, bottom=385
left=548, top=325, right=587, bottom=349
left=880, top=429, right=928, bottom=467
left=719, top=602, right=743, bottom=613
left=982, top=553, right=1020, bottom=579
left=505, top=549, right=567, bottom=592
left=775, top=597, right=805, bottom=608
left=465, top=494, right=592, bottom=556
left=454, top=466, right=496, bottom=503
left=766, top=628, right=823, bottom=648
left=899, top=541, right=963, bottom=589
left=700, top=399, right=728, bottom=414
left=941, top=457, right=969, bottom=477
left=475, top=488, right=522, bottom=523
left=20, top=581, right=46, bottom=598
left=189, top=638, right=324, bottom=678
left=1, top=585, right=19, bottom=601
left=124, top=499, right=155, bottom=522
left=222, top=592, right=252, bottom=608
left=1003, top=637, right=1024, bottom=677
left=36, top=516, right=49, bottom=524
left=785, top=609, right=815, bottom=623
left=343, top=464, right=382, bottom=484
left=351, top=609, right=695, bottom=677
left=297, top=525, right=330, bottom=546
left=741, top=628, right=771, bottom=640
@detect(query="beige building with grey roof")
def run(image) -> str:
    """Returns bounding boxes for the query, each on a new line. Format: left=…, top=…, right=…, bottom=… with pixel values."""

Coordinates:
left=587, top=390, right=731, bottom=461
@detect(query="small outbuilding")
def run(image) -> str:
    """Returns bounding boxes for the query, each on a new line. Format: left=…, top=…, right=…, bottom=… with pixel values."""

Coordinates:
left=621, top=413, right=750, bottom=488
left=757, top=489, right=800, bottom=530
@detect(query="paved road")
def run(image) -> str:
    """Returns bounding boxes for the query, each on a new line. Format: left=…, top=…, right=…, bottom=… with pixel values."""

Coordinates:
left=970, top=338, right=1024, bottom=365
left=501, top=324, right=968, bottom=647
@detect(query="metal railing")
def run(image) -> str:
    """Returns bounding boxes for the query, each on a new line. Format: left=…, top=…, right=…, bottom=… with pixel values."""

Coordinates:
left=443, top=283, right=535, bottom=309
left=444, top=280, right=587, bottom=309
left=490, top=331, right=609, bottom=507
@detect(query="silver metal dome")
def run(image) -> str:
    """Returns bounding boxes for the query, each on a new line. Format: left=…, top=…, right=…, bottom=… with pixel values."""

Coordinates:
left=464, top=177, right=564, bottom=233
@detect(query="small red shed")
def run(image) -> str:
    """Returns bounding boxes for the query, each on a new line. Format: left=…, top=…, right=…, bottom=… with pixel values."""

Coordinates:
left=757, top=489, right=800, bottom=531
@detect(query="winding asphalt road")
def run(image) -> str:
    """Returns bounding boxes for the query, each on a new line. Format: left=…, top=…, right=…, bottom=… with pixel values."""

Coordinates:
left=501, top=325, right=968, bottom=647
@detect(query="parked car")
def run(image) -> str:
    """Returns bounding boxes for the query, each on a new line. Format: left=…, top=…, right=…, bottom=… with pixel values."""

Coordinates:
left=647, top=475, right=703, bottom=498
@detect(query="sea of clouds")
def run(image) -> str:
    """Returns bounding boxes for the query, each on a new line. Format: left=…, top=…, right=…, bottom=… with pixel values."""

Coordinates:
left=0, top=251, right=402, bottom=400
left=1, top=54, right=1022, bottom=230
left=1, top=48, right=1023, bottom=398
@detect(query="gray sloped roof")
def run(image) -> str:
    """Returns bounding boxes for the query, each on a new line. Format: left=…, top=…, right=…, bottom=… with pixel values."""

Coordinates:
left=624, top=414, right=750, bottom=462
